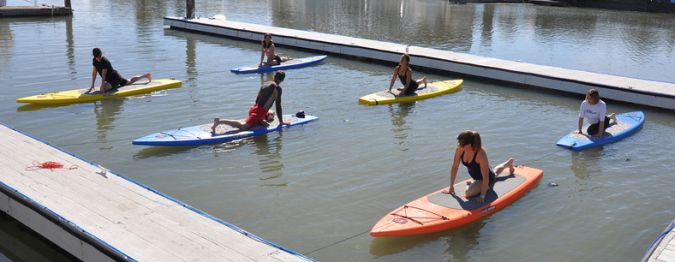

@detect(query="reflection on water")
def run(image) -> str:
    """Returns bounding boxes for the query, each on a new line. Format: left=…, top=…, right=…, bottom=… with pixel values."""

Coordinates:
left=389, top=103, right=414, bottom=151
left=65, top=16, right=75, bottom=80
left=94, top=99, right=125, bottom=144
left=569, top=148, right=603, bottom=181
left=254, top=135, right=287, bottom=187
left=369, top=220, right=484, bottom=260
left=0, top=213, right=74, bottom=262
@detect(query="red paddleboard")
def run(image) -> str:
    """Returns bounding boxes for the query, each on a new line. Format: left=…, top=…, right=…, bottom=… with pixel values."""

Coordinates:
left=371, top=165, right=543, bottom=237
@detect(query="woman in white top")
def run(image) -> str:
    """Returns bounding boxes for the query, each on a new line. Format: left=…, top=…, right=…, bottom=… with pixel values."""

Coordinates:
left=577, top=89, right=617, bottom=137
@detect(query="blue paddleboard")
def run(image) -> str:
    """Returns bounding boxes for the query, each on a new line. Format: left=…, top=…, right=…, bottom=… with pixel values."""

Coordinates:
left=556, top=111, right=644, bottom=151
left=132, top=114, right=318, bottom=146
left=230, top=55, right=327, bottom=74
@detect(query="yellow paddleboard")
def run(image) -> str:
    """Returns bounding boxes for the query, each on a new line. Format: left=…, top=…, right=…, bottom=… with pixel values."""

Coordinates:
left=358, top=79, right=463, bottom=105
left=16, top=78, right=182, bottom=105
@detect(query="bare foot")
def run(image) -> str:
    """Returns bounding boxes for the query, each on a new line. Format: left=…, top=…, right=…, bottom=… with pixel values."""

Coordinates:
left=608, top=113, right=617, bottom=124
left=495, top=158, right=515, bottom=176
left=422, top=77, right=427, bottom=88
left=145, top=73, right=152, bottom=83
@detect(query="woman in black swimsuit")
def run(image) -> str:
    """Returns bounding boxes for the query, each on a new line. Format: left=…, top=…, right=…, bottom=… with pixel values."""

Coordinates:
left=442, top=130, right=516, bottom=203
left=388, top=54, right=427, bottom=96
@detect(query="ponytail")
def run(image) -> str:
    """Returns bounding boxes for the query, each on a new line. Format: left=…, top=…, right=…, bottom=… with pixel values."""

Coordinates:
left=457, top=130, right=482, bottom=151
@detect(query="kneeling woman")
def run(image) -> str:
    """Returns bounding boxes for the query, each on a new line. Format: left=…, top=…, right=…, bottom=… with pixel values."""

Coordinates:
left=442, top=130, right=515, bottom=203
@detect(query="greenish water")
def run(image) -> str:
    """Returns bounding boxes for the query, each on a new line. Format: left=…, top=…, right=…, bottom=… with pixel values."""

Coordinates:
left=0, top=0, right=674, bottom=261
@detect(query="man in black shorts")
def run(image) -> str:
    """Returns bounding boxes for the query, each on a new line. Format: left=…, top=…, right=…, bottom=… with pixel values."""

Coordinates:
left=87, top=48, right=152, bottom=94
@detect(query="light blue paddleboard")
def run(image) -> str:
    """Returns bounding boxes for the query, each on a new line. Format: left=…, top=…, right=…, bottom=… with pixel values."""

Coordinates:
left=133, top=114, right=318, bottom=146
left=556, top=111, right=644, bottom=151
left=230, top=55, right=327, bottom=74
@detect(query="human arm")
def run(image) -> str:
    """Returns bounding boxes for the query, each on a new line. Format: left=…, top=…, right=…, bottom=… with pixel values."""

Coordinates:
left=89, top=67, right=97, bottom=92
left=577, top=117, right=584, bottom=134
left=477, top=150, right=490, bottom=203
left=594, top=103, right=607, bottom=136
left=275, top=88, right=288, bottom=127
left=442, top=147, right=462, bottom=195
left=100, top=69, right=107, bottom=89
left=388, top=67, right=398, bottom=92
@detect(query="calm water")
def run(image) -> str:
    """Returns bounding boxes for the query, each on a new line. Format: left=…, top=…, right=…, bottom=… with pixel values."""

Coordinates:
left=1, top=0, right=675, bottom=261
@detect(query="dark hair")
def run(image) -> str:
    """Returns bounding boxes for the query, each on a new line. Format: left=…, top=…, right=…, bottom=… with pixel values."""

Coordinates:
left=587, top=89, right=600, bottom=103
left=262, top=33, right=273, bottom=48
left=274, top=71, right=285, bottom=82
left=92, top=48, right=102, bottom=58
left=400, top=53, right=410, bottom=65
left=457, top=130, right=481, bottom=151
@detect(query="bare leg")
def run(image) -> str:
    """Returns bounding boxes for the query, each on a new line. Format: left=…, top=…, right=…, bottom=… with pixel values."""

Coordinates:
left=211, top=118, right=249, bottom=133
left=608, top=113, right=617, bottom=124
left=464, top=180, right=482, bottom=198
left=99, top=82, right=112, bottom=93
left=417, top=77, right=427, bottom=88
left=127, top=73, right=152, bottom=85
left=493, top=158, right=515, bottom=176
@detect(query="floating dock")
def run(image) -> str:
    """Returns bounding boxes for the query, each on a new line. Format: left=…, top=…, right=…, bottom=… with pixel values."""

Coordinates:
left=0, top=123, right=312, bottom=261
left=643, top=219, right=675, bottom=262
left=0, top=6, right=72, bottom=17
left=164, top=17, right=675, bottom=111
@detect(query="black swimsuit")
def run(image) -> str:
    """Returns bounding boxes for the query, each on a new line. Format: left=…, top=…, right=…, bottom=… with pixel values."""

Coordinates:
left=397, top=68, right=419, bottom=95
left=460, top=150, right=496, bottom=187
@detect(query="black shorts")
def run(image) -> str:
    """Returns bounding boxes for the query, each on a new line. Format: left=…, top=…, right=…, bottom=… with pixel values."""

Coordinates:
left=107, top=71, right=128, bottom=89
left=587, top=116, right=611, bottom=135
left=403, top=81, right=419, bottom=95
left=273, top=55, right=282, bottom=65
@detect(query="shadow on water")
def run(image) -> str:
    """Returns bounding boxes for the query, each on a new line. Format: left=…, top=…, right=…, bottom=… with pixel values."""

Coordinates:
left=369, top=220, right=484, bottom=260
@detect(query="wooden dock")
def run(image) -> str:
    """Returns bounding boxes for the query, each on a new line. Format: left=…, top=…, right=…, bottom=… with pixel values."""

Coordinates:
left=0, top=6, right=72, bottom=17
left=164, top=17, right=675, bottom=111
left=643, top=219, right=675, bottom=262
left=0, top=123, right=312, bottom=261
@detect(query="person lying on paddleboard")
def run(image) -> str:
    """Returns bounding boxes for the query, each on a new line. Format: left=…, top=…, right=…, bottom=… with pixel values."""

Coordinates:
left=259, top=33, right=284, bottom=66
left=388, top=54, right=427, bottom=96
left=211, top=71, right=290, bottom=133
left=87, top=48, right=151, bottom=94
left=442, top=130, right=515, bottom=203
left=576, top=89, right=617, bottom=138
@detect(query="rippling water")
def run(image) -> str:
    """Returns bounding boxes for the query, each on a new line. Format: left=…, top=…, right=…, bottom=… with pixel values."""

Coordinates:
left=1, top=0, right=674, bottom=261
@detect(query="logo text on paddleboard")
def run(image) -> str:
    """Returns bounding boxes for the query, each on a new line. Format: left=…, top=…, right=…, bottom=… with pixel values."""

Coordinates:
left=393, top=217, right=408, bottom=224
left=480, top=205, right=496, bottom=214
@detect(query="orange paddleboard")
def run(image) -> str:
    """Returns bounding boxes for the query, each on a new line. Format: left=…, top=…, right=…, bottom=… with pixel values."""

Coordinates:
left=370, top=165, right=543, bottom=237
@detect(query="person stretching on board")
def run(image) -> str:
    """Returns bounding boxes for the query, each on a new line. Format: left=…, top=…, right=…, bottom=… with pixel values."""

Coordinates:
left=388, top=54, right=427, bottom=96
left=442, top=130, right=516, bottom=203
left=577, top=89, right=617, bottom=138
left=87, top=48, right=152, bottom=94
left=259, top=33, right=283, bottom=66
left=211, top=71, right=290, bottom=133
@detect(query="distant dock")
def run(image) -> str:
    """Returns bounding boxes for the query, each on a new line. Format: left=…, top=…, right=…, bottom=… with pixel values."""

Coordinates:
left=164, top=17, right=675, bottom=111
left=0, top=6, right=72, bottom=17
left=0, top=123, right=312, bottom=261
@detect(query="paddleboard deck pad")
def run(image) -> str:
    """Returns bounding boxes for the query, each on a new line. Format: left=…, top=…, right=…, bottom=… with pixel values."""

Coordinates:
left=230, top=55, right=327, bottom=74
left=16, top=79, right=182, bottom=105
left=556, top=111, right=644, bottom=151
left=132, top=114, right=318, bottom=146
left=359, top=79, right=463, bottom=105
left=370, top=165, right=543, bottom=237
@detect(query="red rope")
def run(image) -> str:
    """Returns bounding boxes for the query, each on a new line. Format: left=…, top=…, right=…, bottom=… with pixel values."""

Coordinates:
left=26, top=161, right=78, bottom=171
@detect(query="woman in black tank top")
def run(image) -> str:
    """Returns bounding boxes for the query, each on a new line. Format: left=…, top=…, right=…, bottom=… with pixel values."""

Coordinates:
left=388, top=54, right=427, bottom=96
left=259, top=33, right=282, bottom=66
left=442, top=130, right=516, bottom=203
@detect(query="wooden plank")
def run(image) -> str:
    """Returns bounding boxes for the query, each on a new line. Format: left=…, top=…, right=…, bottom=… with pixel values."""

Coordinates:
left=0, top=124, right=311, bottom=261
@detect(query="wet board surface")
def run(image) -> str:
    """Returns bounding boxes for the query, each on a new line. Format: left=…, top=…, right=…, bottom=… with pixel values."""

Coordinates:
left=556, top=111, right=644, bottom=151
left=370, top=165, right=543, bottom=237
left=358, top=79, right=463, bottom=105
left=16, top=79, right=182, bottom=105
left=132, top=114, right=318, bottom=146
left=230, top=55, right=327, bottom=74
